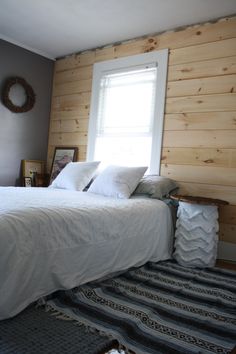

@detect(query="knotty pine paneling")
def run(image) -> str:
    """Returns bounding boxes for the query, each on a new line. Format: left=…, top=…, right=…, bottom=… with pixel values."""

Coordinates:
left=51, top=118, right=89, bottom=133
left=166, top=74, right=236, bottom=97
left=164, top=112, right=236, bottom=130
left=48, top=16, right=236, bottom=246
left=54, top=66, right=93, bottom=84
left=161, top=164, right=236, bottom=187
left=165, top=93, right=236, bottom=113
left=169, top=38, right=236, bottom=65
left=161, top=147, right=236, bottom=168
left=178, top=182, right=236, bottom=205
left=168, top=56, right=236, bottom=81
left=163, top=130, right=236, bottom=148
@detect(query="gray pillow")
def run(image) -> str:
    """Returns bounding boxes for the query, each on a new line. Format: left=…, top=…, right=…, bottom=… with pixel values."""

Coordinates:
left=133, top=175, right=178, bottom=199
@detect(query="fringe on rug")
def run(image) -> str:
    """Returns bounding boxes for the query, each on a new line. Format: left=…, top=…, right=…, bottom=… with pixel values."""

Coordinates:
left=43, top=303, right=135, bottom=354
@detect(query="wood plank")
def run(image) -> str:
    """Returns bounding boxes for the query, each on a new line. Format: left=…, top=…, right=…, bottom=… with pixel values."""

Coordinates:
left=112, top=17, right=236, bottom=59
left=163, top=130, right=236, bottom=148
left=160, top=164, right=236, bottom=187
left=165, top=93, right=236, bottom=113
left=55, top=52, right=95, bottom=72
left=95, top=46, right=116, bottom=62
left=54, top=65, right=93, bottom=84
left=50, top=118, right=89, bottom=133
left=51, top=104, right=90, bottom=117
left=54, top=17, right=236, bottom=72
left=51, top=93, right=91, bottom=111
left=168, top=56, right=236, bottom=81
left=50, top=110, right=89, bottom=121
left=219, top=205, right=236, bottom=225
left=169, top=38, right=236, bottom=65
left=219, top=223, right=236, bottom=244
left=76, top=145, right=87, bottom=161
left=177, top=182, right=236, bottom=204
left=114, top=38, right=151, bottom=58
left=164, top=112, right=236, bottom=130
left=161, top=147, right=236, bottom=168
left=53, top=79, right=92, bottom=97
left=166, top=74, right=236, bottom=97
left=49, top=132, right=88, bottom=146
left=152, top=16, right=236, bottom=51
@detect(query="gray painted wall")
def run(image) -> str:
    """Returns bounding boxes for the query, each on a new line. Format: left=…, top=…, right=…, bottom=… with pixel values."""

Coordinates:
left=0, top=39, right=54, bottom=186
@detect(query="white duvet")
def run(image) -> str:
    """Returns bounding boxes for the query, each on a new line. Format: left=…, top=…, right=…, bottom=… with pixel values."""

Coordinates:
left=0, top=187, right=173, bottom=320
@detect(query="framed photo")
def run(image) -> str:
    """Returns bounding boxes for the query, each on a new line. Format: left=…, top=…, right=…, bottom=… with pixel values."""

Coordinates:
left=24, top=177, right=32, bottom=187
left=49, top=147, right=78, bottom=184
left=22, top=160, right=45, bottom=178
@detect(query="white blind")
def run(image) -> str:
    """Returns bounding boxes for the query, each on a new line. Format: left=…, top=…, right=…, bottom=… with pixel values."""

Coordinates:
left=94, top=66, right=157, bottom=167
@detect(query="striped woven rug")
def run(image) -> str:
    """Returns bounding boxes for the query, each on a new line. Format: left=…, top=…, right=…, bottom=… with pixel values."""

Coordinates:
left=47, top=260, right=236, bottom=354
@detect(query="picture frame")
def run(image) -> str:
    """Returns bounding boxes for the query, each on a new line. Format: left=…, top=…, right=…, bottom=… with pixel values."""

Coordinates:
left=22, top=160, right=45, bottom=178
left=49, top=146, right=78, bottom=184
left=24, top=177, right=32, bottom=187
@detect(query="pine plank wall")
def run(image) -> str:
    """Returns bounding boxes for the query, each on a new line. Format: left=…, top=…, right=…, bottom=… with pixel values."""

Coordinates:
left=47, top=16, right=236, bottom=250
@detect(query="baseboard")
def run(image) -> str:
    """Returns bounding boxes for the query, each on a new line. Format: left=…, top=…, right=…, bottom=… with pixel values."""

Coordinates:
left=217, top=241, right=236, bottom=262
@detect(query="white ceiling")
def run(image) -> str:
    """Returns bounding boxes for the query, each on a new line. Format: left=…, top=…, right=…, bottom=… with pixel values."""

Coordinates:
left=0, top=0, right=236, bottom=60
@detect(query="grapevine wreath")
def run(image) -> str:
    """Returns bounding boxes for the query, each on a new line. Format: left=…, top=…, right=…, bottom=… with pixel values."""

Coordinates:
left=2, top=77, right=35, bottom=113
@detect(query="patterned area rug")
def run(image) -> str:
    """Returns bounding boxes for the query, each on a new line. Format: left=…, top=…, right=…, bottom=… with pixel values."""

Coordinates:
left=0, top=305, right=117, bottom=354
left=47, top=260, right=236, bottom=354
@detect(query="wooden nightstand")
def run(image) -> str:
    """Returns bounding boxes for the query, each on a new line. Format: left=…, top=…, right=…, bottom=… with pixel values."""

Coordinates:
left=170, top=195, right=228, bottom=268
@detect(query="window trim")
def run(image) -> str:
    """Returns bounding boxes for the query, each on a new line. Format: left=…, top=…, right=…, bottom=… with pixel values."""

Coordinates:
left=87, top=49, right=168, bottom=174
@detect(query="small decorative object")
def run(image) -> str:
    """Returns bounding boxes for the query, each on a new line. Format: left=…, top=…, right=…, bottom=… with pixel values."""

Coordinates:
left=22, top=160, right=45, bottom=186
left=170, top=195, right=228, bottom=268
left=24, top=177, right=32, bottom=187
left=2, top=77, right=35, bottom=113
left=49, top=147, right=78, bottom=184
left=34, top=173, right=49, bottom=187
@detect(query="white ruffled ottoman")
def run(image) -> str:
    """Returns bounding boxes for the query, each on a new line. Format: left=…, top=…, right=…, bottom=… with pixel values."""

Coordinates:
left=171, top=195, right=228, bottom=268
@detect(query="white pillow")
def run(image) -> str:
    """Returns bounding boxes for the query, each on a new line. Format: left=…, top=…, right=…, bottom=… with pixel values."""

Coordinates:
left=50, top=161, right=100, bottom=191
left=88, top=165, right=147, bottom=199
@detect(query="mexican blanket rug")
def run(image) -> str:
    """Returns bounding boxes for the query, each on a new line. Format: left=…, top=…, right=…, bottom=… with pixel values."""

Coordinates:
left=47, top=260, right=236, bottom=354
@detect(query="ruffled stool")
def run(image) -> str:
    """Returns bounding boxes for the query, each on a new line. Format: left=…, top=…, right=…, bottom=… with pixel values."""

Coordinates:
left=170, top=195, right=228, bottom=268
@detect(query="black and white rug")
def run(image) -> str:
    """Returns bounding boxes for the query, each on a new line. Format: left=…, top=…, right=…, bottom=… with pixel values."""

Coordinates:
left=47, top=260, right=236, bottom=354
left=0, top=304, right=117, bottom=354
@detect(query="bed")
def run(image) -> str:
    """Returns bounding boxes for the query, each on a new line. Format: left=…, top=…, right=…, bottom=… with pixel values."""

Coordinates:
left=0, top=186, right=174, bottom=320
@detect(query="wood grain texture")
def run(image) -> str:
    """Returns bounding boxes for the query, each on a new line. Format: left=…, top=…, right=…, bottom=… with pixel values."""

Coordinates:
left=161, top=147, right=236, bottom=168
left=165, top=93, right=236, bottom=113
left=219, top=224, right=236, bottom=244
left=219, top=205, right=236, bottom=225
left=49, top=132, right=88, bottom=146
left=164, top=112, right=236, bottom=130
left=53, top=79, right=92, bottom=97
left=166, top=75, right=236, bottom=97
left=161, top=164, right=236, bottom=187
left=177, top=182, right=236, bottom=205
left=50, top=118, right=89, bottom=133
left=163, top=130, right=236, bottom=148
left=54, top=66, right=93, bottom=84
left=168, top=56, right=236, bottom=81
left=55, top=52, right=95, bottom=72
left=169, top=38, right=236, bottom=65
left=48, top=16, right=236, bottom=246
left=51, top=110, right=89, bottom=121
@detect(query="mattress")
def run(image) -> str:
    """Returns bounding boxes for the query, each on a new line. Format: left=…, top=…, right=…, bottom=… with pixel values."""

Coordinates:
left=0, top=187, right=173, bottom=319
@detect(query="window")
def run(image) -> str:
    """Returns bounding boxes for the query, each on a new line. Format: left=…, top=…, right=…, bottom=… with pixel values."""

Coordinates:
left=87, top=49, right=168, bottom=173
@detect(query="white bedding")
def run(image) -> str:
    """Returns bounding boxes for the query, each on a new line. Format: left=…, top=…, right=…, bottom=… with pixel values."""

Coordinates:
left=0, top=187, right=173, bottom=320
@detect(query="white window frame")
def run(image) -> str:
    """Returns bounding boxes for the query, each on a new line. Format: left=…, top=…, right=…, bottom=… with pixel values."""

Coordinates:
left=87, top=49, right=168, bottom=174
